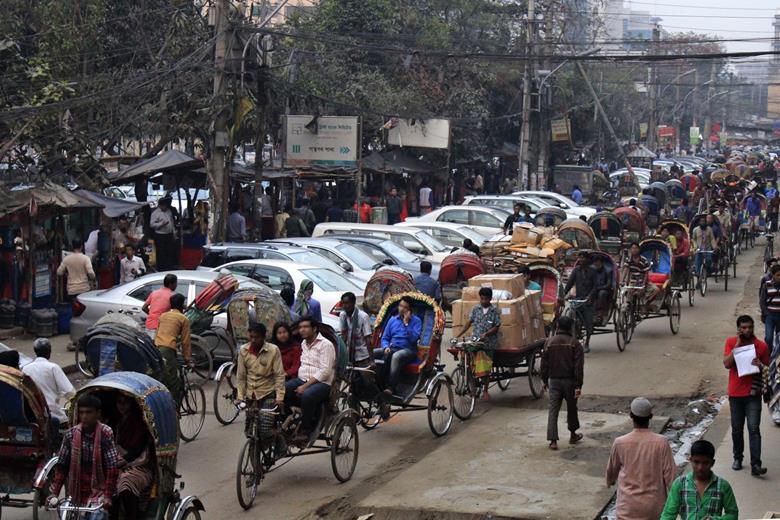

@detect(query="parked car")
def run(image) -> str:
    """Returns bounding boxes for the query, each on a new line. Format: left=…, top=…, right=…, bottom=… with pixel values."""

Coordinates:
left=324, top=235, right=436, bottom=278
left=405, top=205, right=511, bottom=237
left=462, top=194, right=551, bottom=217
left=70, top=271, right=266, bottom=360
left=198, top=242, right=367, bottom=288
left=267, top=237, right=383, bottom=283
left=312, top=223, right=451, bottom=263
left=395, top=221, right=486, bottom=248
left=511, top=190, right=596, bottom=217
left=212, top=260, right=363, bottom=327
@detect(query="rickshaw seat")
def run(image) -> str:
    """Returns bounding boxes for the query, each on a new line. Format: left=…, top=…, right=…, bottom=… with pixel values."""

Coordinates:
left=403, top=308, right=435, bottom=374
left=648, top=273, right=669, bottom=284
left=541, top=278, right=557, bottom=303
left=0, top=382, right=30, bottom=427
left=402, top=347, right=430, bottom=375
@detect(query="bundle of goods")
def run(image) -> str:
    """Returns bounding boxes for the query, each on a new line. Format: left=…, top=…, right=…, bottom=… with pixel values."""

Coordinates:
left=79, top=319, right=163, bottom=378
left=481, top=224, right=572, bottom=273
left=185, top=273, right=239, bottom=333
left=363, top=266, right=415, bottom=315
left=451, top=273, right=546, bottom=349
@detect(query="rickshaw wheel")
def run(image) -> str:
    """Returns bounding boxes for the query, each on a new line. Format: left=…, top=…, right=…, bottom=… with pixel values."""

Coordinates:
left=699, top=266, right=708, bottom=297
left=178, top=506, right=202, bottom=520
left=236, top=438, right=261, bottom=509
left=189, top=337, right=214, bottom=384
left=331, top=416, right=359, bottom=482
left=75, top=343, right=97, bottom=379
left=451, top=365, right=476, bottom=420
left=724, top=263, right=729, bottom=291
left=497, top=366, right=514, bottom=391
left=687, top=272, right=695, bottom=307
left=213, top=367, right=240, bottom=425
left=528, top=351, right=544, bottom=399
left=615, top=305, right=627, bottom=353
left=669, top=293, right=681, bottom=335
left=179, top=384, right=206, bottom=442
left=427, top=378, right=454, bottom=437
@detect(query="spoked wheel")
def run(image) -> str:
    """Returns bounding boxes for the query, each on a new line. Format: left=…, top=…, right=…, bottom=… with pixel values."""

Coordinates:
left=723, top=261, right=729, bottom=291
left=451, top=365, right=476, bottom=421
left=427, top=378, right=454, bottom=437
left=699, top=266, right=708, bottom=297
left=179, top=383, right=206, bottom=442
left=33, top=474, right=61, bottom=520
left=75, top=343, right=97, bottom=378
left=189, top=337, right=214, bottom=384
left=669, top=293, right=681, bottom=334
left=527, top=350, right=544, bottom=399
left=331, top=416, right=359, bottom=482
left=497, top=366, right=514, bottom=391
left=213, top=366, right=240, bottom=425
left=615, top=305, right=627, bottom=352
left=623, top=298, right=636, bottom=345
left=358, top=397, right=382, bottom=431
left=732, top=253, right=737, bottom=278
left=687, top=271, right=695, bottom=307
left=236, top=439, right=261, bottom=510
left=178, top=506, right=202, bottom=520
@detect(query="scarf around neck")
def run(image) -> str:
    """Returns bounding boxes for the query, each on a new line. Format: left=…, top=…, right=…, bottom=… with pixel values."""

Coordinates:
left=69, top=422, right=106, bottom=505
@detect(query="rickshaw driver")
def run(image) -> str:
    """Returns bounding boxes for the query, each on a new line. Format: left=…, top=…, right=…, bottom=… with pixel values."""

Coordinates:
left=625, top=243, right=661, bottom=310
left=284, top=318, right=335, bottom=442
left=48, top=394, right=121, bottom=515
left=746, top=191, right=762, bottom=233
left=692, top=219, right=717, bottom=280
left=591, top=257, right=612, bottom=322
left=672, top=229, right=690, bottom=286
left=374, top=295, right=423, bottom=396
left=235, top=322, right=286, bottom=437
left=564, top=252, right=596, bottom=351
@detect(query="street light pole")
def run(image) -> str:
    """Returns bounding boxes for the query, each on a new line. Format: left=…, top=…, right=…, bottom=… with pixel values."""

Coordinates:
left=517, top=0, right=535, bottom=191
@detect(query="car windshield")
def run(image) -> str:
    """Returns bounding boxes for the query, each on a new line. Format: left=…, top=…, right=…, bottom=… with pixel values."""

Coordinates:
left=377, top=240, right=419, bottom=263
left=415, top=231, right=449, bottom=252
left=286, top=250, right=342, bottom=270
left=335, top=243, right=382, bottom=270
left=301, top=268, right=361, bottom=292
left=457, top=226, right=486, bottom=244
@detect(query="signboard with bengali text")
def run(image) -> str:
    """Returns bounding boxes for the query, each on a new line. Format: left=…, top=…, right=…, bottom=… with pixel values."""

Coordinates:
left=551, top=117, right=571, bottom=142
left=284, top=115, right=359, bottom=167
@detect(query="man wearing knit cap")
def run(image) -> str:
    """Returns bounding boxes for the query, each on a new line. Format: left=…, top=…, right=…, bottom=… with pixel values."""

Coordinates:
left=605, top=397, right=676, bottom=520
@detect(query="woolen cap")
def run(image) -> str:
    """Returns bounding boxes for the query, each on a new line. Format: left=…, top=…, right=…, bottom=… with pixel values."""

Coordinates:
left=630, top=397, right=653, bottom=418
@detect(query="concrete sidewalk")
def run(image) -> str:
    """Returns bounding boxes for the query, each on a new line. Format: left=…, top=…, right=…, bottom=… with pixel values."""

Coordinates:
left=709, top=401, right=780, bottom=519
left=2, top=333, right=77, bottom=373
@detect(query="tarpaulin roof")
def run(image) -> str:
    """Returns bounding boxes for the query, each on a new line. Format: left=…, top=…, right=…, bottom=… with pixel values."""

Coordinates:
left=0, top=181, right=102, bottom=217
left=74, top=189, right=148, bottom=218
left=107, top=150, right=203, bottom=184
left=627, top=146, right=656, bottom=159
left=362, top=151, right=438, bottom=175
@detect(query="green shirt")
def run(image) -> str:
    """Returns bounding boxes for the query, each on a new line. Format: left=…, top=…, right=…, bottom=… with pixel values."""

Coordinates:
left=660, top=472, right=738, bottom=520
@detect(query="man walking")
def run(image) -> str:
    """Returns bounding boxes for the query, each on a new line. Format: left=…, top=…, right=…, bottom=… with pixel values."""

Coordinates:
left=540, top=315, right=584, bottom=450
left=723, top=315, right=769, bottom=476
left=419, top=183, right=432, bottom=215
left=227, top=202, right=247, bottom=242
left=759, top=264, right=780, bottom=352
left=57, top=240, right=96, bottom=303
left=150, top=195, right=176, bottom=271
left=119, top=245, right=145, bottom=284
left=386, top=187, right=402, bottom=225
left=606, top=397, right=676, bottom=519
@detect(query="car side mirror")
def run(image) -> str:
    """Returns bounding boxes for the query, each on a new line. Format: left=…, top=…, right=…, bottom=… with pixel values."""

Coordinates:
left=559, top=203, right=567, bottom=209
left=339, top=262, right=353, bottom=272
left=383, top=259, right=395, bottom=266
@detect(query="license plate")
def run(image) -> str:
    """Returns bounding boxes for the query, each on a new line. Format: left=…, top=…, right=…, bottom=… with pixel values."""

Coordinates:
left=15, top=427, right=33, bottom=442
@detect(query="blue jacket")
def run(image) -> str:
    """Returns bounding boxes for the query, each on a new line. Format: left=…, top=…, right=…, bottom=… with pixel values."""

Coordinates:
left=381, top=314, right=423, bottom=352
left=414, top=273, right=441, bottom=302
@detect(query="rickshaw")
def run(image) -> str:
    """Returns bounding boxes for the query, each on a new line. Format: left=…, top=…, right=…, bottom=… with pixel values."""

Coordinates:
left=658, top=219, right=696, bottom=307
left=362, top=267, right=415, bottom=315
left=44, top=371, right=205, bottom=519
left=347, top=292, right=453, bottom=437
left=561, top=250, right=628, bottom=351
left=212, top=287, right=292, bottom=425
left=438, top=252, right=485, bottom=313
left=0, top=366, right=56, bottom=519
left=649, top=182, right=669, bottom=213
left=532, top=207, right=567, bottom=228
left=681, top=173, right=700, bottom=197
left=689, top=212, right=730, bottom=294
left=618, top=238, right=681, bottom=337
left=235, top=323, right=359, bottom=510
left=614, top=206, right=647, bottom=248
left=738, top=192, right=768, bottom=248
left=710, top=169, right=728, bottom=184
left=666, top=179, right=686, bottom=209
left=528, top=263, right=562, bottom=330
left=588, top=212, right=623, bottom=258
left=558, top=218, right=599, bottom=273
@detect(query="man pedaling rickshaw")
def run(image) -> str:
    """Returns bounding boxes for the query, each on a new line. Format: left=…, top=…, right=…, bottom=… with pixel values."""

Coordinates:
left=692, top=218, right=718, bottom=283
left=625, top=242, right=661, bottom=310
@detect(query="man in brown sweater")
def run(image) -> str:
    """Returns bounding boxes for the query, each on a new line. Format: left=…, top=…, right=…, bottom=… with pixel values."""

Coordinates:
left=540, top=315, right=585, bottom=450
left=56, top=239, right=96, bottom=302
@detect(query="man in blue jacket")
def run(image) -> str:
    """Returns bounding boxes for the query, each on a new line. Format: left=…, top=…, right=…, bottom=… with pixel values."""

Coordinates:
left=374, top=296, right=422, bottom=395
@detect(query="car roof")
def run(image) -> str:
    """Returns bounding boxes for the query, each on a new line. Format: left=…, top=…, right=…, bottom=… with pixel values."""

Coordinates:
left=216, top=259, right=321, bottom=270
left=397, top=221, right=473, bottom=230
left=206, top=242, right=311, bottom=253
left=105, top=270, right=258, bottom=295
left=268, top=237, right=350, bottom=248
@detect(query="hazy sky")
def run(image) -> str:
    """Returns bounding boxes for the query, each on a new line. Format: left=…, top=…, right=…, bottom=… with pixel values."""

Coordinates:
left=626, top=0, right=778, bottom=52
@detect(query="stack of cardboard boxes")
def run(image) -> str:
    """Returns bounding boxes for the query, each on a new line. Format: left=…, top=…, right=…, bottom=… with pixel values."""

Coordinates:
left=451, top=273, right=547, bottom=349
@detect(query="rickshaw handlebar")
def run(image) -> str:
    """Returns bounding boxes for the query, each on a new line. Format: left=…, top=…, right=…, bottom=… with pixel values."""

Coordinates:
left=55, top=500, right=104, bottom=513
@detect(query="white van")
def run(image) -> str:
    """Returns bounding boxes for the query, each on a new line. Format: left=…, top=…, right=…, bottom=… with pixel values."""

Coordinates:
left=311, top=223, right=451, bottom=263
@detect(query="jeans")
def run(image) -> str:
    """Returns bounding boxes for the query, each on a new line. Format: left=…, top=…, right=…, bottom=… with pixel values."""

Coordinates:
left=284, top=378, right=331, bottom=432
left=547, top=378, right=580, bottom=441
left=373, top=347, right=418, bottom=392
left=694, top=251, right=713, bottom=275
left=765, top=313, right=780, bottom=352
left=729, top=395, right=762, bottom=466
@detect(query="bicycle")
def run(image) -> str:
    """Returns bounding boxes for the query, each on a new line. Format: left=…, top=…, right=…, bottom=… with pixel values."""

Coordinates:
left=339, top=364, right=384, bottom=431
left=450, top=338, right=486, bottom=421
left=213, top=360, right=241, bottom=425
left=693, top=249, right=714, bottom=297
left=236, top=404, right=280, bottom=510
left=179, top=365, right=206, bottom=442
left=764, top=233, right=775, bottom=265
left=562, top=298, right=592, bottom=348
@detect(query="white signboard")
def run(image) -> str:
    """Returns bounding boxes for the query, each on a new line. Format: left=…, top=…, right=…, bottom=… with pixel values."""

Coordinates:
left=387, top=118, right=450, bottom=149
left=285, top=115, right=359, bottom=167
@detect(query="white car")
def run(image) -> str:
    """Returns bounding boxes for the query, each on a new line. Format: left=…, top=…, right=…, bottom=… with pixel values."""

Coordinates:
left=463, top=195, right=554, bottom=218
left=405, top=205, right=511, bottom=238
left=395, top=221, right=486, bottom=248
left=511, top=191, right=596, bottom=218
left=212, top=260, right=364, bottom=328
left=610, top=170, right=650, bottom=189
left=312, top=223, right=451, bottom=263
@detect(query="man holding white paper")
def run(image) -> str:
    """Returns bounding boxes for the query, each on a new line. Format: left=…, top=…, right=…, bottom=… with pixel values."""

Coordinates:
left=723, top=315, right=770, bottom=476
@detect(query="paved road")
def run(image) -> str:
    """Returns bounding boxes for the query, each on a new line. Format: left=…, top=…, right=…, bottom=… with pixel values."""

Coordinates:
left=3, top=242, right=768, bottom=519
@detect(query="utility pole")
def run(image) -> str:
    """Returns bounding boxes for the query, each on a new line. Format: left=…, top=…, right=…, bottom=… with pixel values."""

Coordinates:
left=675, top=62, right=681, bottom=153
left=517, top=0, right=535, bottom=191
left=647, top=24, right=660, bottom=151
left=576, top=61, right=628, bottom=166
left=535, top=9, right=551, bottom=191
left=252, top=36, right=269, bottom=228
left=691, top=68, right=699, bottom=154
left=208, top=0, right=230, bottom=242
left=702, top=61, right=716, bottom=152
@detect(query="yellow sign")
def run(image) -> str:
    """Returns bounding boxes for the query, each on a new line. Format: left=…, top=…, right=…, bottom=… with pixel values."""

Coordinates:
left=551, top=118, right=570, bottom=142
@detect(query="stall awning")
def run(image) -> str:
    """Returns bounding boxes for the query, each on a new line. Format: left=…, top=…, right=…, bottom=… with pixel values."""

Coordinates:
left=74, top=189, right=148, bottom=218
left=107, top=150, right=203, bottom=184
left=0, top=182, right=103, bottom=217
left=362, top=151, right=438, bottom=175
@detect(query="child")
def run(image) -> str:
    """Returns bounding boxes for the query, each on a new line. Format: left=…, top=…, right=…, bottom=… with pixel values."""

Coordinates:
left=660, top=439, right=738, bottom=520
left=453, top=287, right=501, bottom=401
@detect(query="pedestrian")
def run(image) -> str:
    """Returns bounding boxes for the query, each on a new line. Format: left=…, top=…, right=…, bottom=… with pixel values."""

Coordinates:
left=660, top=440, right=739, bottom=520
left=413, top=260, right=441, bottom=303
left=299, top=199, right=317, bottom=234
left=284, top=206, right=310, bottom=237
left=150, top=196, right=177, bottom=271
left=154, top=293, right=192, bottom=406
left=56, top=239, right=96, bottom=303
left=759, top=264, right=780, bottom=351
left=386, top=187, right=402, bottom=225
left=419, top=183, right=432, bottom=215
left=540, top=315, right=584, bottom=450
left=571, top=185, right=583, bottom=205
left=474, top=172, right=484, bottom=194
left=769, top=191, right=780, bottom=233
left=356, top=198, right=372, bottom=223
left=261, top=186, right=275, bottom=239
left=22, top=338, right=76, bottom=427
left=723, top=314, right=769, bottom=476
left=275, top=205, right=291, bottom=238
left=119, top=245, right=145, bottom=284
left=111, top=216, right=137, bottom=250
left=227, top=202, right=247, bottom=242
left=293, top=279, right=322, bottom=323
left=326, top=201, right=344, bottom=223
left=141, top=273, right=177, bottom=340
left=503, top=203, right=525, bottom=234
left=280, top=287, right=301, bottom=323
left=606, top=397, right=675, bottom=520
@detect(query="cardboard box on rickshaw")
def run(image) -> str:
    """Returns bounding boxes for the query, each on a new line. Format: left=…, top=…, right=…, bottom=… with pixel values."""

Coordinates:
left=468, top=273, right=526, bottom=298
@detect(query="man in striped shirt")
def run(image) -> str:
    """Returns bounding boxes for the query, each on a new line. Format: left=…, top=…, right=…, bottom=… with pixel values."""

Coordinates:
left=759, top=264, right=780, bottom=350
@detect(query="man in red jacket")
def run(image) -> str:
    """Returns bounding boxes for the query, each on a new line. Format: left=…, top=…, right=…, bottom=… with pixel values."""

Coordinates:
left=723, top=315, right=770, bottom=476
